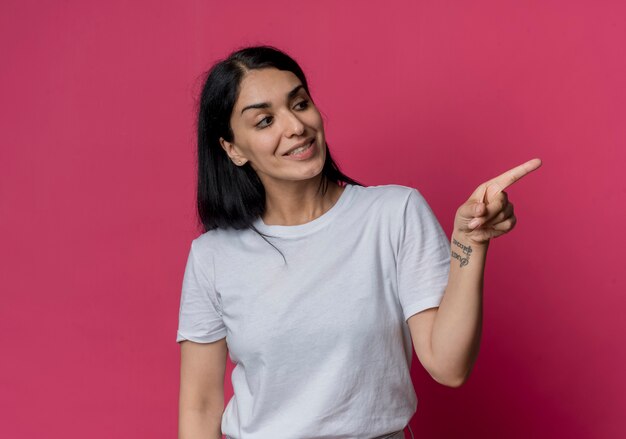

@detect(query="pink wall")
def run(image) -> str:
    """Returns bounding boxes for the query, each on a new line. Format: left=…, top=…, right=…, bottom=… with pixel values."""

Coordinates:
left=1, top=1, right=623, bottom=437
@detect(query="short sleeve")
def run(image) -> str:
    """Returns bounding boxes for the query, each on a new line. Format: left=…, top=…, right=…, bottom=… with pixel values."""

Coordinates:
left=397, top=189, right=451, bottom=321
left=176, top=240, right=227, bottom=343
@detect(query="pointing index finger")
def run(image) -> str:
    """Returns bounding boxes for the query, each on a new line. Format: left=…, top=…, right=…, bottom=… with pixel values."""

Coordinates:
left=484, top=158, right=542, bottom=200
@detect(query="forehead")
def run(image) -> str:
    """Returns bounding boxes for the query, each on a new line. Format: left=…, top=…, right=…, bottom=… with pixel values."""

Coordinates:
left=235, top=68, right=302, bottom=109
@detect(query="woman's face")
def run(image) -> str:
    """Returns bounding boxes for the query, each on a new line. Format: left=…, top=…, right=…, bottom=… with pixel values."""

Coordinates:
left=220, top=68, right=326, bottom=189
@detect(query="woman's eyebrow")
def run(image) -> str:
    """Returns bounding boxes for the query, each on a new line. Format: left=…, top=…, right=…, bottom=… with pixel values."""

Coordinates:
left=240, top=84, right=304, bottom=115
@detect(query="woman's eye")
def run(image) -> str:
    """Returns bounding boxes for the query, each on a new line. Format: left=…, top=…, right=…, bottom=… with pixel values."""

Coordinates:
left=295, top=100, right=309, bottom=110
left=255, top=101, right=308, bottom=129
left=256, top=116, right=273, bottom=128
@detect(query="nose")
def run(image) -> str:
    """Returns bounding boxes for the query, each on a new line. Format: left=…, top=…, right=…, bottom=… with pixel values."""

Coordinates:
left=283, top=110, right=305, bottom=137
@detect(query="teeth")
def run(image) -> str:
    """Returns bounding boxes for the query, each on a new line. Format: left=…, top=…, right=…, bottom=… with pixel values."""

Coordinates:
left=288, top=141, right=312, bottom=155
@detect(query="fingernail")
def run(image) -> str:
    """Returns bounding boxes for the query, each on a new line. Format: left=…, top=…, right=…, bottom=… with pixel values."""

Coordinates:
left=469, top=218, right=480, bottom=229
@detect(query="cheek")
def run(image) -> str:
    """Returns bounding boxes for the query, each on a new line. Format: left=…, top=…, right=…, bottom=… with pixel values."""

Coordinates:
left=308, top=107, right=324, bottom=129
left=249, top=132, right=282, bottom=155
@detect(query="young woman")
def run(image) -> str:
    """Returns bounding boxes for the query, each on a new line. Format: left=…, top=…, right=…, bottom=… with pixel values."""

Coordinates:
left=176, top=45, right=541, bottom=439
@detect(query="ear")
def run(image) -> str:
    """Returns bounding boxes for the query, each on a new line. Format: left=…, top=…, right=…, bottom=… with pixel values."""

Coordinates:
left=219, top=137, right=247, bottom=166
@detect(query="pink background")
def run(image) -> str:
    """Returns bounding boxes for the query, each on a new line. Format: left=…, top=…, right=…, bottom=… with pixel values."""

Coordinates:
left=1, top=1, right=624, bottom=437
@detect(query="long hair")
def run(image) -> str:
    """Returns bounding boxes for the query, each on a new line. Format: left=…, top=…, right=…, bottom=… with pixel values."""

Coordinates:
left=195, top=45, right=363, bottom=261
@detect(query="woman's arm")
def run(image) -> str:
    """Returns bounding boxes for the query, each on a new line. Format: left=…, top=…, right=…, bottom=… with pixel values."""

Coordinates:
left=407, top=235, right=487, bottom=387
left=179, top=338, right=228, bottom=439
left=409, top=158, right=541, bottom=387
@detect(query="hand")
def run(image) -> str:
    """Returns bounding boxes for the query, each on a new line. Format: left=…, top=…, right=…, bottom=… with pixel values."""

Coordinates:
left=453, top=158, right=542, bottom=246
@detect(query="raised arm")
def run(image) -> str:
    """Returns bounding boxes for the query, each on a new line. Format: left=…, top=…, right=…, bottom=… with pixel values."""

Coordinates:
left=408, top=158, right=541, bottom=387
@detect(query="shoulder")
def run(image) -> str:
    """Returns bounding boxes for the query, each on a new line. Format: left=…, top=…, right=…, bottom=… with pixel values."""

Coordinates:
left=350, top=183, right=424, bottom=210
left=347, top=184, right=431, bottom=235
left=190, top=227, right=236, bottom=259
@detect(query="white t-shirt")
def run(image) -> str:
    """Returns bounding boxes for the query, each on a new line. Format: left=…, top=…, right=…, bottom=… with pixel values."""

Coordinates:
left=176, top=183, right=451, bottom=439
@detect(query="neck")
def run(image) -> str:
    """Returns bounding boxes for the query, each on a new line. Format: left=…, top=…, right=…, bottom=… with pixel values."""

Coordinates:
left=261, top=176, right=343, bottom=226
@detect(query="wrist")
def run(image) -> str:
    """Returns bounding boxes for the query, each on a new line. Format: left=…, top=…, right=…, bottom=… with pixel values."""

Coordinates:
left=451, top=230, right=490, bottom=252
left=449, top=231, right=489, bottom=269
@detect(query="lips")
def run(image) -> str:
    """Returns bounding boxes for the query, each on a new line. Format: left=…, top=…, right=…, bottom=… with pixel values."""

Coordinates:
left=283, top=138, right=314, bottom=156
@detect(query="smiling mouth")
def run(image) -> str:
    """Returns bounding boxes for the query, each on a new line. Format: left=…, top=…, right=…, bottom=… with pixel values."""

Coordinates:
left=283, top=138, right=315, bottom=156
